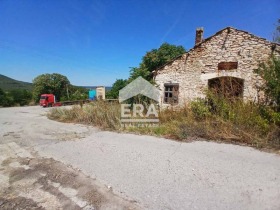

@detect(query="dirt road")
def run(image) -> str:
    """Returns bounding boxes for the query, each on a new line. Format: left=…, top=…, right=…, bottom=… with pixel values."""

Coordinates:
left=1, top=106, right=280, bottom=210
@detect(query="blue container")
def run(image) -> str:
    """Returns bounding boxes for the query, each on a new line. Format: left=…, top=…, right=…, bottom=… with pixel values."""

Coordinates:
left=89, top=90, right=96, bottom=100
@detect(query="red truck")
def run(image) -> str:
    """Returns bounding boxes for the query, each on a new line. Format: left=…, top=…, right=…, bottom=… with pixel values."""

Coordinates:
left=40, top=94, right=61, bottom=107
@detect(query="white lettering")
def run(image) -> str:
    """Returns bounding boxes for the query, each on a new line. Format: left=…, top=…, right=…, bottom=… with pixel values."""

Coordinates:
left=121, top=104, right=131, bottom=118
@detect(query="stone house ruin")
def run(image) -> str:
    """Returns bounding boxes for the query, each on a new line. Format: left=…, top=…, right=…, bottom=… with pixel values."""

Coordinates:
left=153, top=27, right=280, bottom=108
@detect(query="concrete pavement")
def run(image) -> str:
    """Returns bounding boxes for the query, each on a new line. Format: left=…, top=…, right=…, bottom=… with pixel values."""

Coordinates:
left=1, top=106, right=280, bottom=209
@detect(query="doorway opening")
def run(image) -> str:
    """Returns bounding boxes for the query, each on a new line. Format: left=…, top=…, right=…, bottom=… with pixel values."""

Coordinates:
left=208, top=76, right=244, bottom=99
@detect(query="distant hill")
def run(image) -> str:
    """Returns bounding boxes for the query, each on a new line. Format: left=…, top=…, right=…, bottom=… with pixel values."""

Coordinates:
left=0, top=74, right=33, bottom=91
left=0, top=74, right=112, bottom=92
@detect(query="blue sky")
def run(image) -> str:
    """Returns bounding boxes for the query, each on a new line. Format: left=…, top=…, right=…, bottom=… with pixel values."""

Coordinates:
left=0, top=0, right=279, bottom=86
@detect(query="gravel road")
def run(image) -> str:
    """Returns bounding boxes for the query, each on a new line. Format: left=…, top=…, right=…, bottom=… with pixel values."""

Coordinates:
left=1, top=106, right=280, bottom=210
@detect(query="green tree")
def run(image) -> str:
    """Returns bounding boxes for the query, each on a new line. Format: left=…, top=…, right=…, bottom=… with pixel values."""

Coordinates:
left=32, top=73, right=70, bottom=102
left=61, top=85, right=88, bottom=101
left=129, top=43, right=186, bottom=81
left=0, top=88, right=5, bottom=103
left=0, top=88, right=14, bottom=107
left=9, top=89, right=32, bottom=106
left=255, top=56, right=280, bottom=110
left=107, top=43, right=185, bottom=100
left=254, top=20, right=280, bottom=110
left=129, top=67, right=151, bottom=81
left=106, top=79, right=127, bottom=99
left=0, top=88, right=6, bottom=106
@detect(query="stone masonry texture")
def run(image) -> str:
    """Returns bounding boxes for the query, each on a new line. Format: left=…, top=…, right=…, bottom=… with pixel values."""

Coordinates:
left=154, top=27, right=280, bottom=108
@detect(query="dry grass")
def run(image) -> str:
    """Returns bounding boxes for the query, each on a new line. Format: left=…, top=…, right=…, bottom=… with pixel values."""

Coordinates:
left=48, top=99, right=280, bottom=150
left=48, top=101, right=121, bottom=130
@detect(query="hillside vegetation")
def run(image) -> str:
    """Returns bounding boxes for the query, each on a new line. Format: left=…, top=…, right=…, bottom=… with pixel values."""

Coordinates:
left=0, top=74, right=33, bottom=91
left=0, top=73, right=94, bottom=107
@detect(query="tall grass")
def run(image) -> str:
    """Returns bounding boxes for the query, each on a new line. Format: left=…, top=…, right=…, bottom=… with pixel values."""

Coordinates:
left=48, top=101, right=121, bottom=130
left=166, top=97, right=280, bottom=149
left=48, top=98, right=280, bottom=150
left=158, top=99, right=280, bottom=148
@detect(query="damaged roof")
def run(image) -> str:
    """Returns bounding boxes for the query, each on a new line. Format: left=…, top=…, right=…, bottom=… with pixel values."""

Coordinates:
left=153, top=26, right=280, bottom=73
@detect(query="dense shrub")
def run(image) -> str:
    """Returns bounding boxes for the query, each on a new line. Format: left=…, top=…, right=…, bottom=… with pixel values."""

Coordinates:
left=254, top=56, right=280, bottom=111
left=48, top=96, right=280, bottom=150
left=190, top=99, right=211, bottom=120
left=0, top=88, right=32, bottom=107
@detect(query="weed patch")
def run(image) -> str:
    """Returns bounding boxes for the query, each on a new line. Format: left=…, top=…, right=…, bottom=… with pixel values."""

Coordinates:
left=48, top=99, right=280, bottom=150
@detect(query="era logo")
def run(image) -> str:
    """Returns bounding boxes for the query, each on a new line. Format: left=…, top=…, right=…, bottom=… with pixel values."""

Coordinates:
left=121, top=104, right=158, bottom=118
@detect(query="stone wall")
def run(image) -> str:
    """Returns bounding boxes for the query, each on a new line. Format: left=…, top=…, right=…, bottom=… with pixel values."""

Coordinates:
left=154, top=27, right=280, bottom=108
